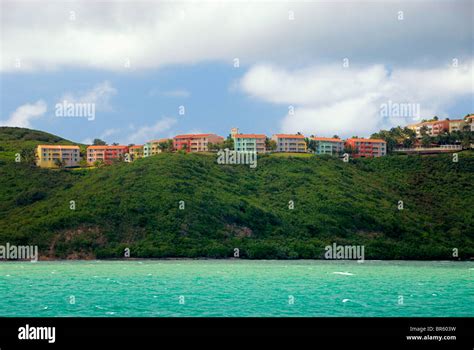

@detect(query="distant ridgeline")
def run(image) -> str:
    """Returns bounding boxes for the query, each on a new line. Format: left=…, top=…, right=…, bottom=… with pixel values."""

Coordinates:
left=0, top=127, right=473, bottom=260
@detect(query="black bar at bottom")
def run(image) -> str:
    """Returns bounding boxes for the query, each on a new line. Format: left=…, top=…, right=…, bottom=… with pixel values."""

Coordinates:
left=0, top=317, right=471, bottom=347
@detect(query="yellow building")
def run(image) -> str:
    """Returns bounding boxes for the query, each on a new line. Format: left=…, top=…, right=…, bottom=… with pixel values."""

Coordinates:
left=36, top=145, right=81, bottom=168
left=129, top=145, right=144, bottom=160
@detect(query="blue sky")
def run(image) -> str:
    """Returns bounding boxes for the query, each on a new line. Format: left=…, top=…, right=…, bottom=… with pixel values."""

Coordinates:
left=1, top=1, right=472, bottom=144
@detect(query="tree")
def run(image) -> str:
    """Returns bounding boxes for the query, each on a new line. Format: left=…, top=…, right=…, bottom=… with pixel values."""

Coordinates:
left=207, top=142, right=221, bottom=151
left=305, top=138, right=317, bottom=152
left=112, top=142, right=119, bottom=146
left=222, top=135, right=234, bottom=150
left=332, top=135, right=340, bottom=139
left=158, top=141, right=169, bottom=152
left=419, top=126, right=429, bottom=136
left=93, top=160, right=105, bottom=168
left=54, top=158, right=65, bottom=169
left=20, top=147, right=36, bottom=166
left=265, top=138, right=277, bottom=152
left=402, top=137, right=415, bottom=148
left=166, top=139, right=174, bottom=152
left=93, top=139, right=106, bottom=145
left=344, top=145, right=356, bottom=154
left=421, top=135, right=431, bottom=147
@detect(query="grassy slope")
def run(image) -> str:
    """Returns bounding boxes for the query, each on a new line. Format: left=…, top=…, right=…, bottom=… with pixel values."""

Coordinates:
left=0, top=155, right=473, bottom=259
left=0, top=128, right=473, bottom=259
left=0, top=127, right=84, bottom=161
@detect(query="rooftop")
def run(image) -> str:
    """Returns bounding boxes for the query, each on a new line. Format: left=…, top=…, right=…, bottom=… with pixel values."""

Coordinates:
left=174, top=134, right=215, bottom=139
left=234, top=134, right=266, bottom=139
left=346, top=138, right=386, bottom=143
left=87, top=145, right=128, bottom=149
left=311, top=137, right=343, bottom=142
left=37, top=144, right=79, bottom=149
left=273, top=134, right=305, bottom=139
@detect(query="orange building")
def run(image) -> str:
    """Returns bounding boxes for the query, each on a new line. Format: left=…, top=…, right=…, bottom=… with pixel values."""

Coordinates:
left=87, top=145, right=129, bottom=165
left=345, top=138, right=387, bottom=158
left=173, top=134, right=224, bottom=152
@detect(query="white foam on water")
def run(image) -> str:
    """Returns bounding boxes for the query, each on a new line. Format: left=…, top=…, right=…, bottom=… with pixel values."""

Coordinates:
left=333, top=272, right=354, bottom=276
left=342, top=299, right=351, bottom=303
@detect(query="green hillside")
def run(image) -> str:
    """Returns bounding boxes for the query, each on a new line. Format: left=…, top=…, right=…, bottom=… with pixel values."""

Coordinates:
left=0, top=127, right=473, bottom=260
left=0, top=127, right=84, bottom=161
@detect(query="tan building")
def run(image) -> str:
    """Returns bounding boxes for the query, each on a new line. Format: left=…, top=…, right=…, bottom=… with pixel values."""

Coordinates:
left=271, top=134, right=307, bottom=153
left=464, top=115, right=474, bottom=132
left=448, top=119, right=466, bottom=133
left=407, top=120, right=449, bottom=137
left=36, top=145, right=81, bottom=168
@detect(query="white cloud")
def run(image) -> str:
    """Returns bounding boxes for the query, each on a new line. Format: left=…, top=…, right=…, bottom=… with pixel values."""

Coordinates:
left=1, top=1, right=471, bottom=72
left=240, top=61, right=473, bottom=137
left=0, top=100, right=47, bottom=128
left=126, top=117, right=177, bottom=144
left=59, top=81, right=117, bottom=111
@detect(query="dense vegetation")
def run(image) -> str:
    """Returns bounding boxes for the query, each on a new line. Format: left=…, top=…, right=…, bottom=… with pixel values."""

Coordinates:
left=0, top=127, right=473, bottom=260
left=0, top=127, right=85, bottom=163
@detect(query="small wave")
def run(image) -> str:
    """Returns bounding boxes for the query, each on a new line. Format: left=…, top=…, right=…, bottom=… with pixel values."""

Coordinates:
left=333, top=272, right=354, bottom=276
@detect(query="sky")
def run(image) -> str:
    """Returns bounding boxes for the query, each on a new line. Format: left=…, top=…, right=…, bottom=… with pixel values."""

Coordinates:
left=0, top=0, right=473, bottom=145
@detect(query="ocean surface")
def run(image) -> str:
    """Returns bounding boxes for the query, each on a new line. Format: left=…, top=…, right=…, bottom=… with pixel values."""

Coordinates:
left=0, top=260, right=472, bottom=317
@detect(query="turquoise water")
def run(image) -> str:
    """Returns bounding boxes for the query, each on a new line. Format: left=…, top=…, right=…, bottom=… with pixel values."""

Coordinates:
left=0, top=260, right=472, bottom=317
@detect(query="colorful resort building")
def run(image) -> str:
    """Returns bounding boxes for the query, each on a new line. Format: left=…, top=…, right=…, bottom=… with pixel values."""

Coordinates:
left=36, top=145, right=81, bottom=168
left=38, top=114, right=474, bottom=168
left=271, top=134, right=307, bottom=153
left=173, top=134, right=224, bottom=152
left=448, top=119, right=467, bottom=133
left=467, top=115, right=474, bottom=132
left=407, top=120, right=449, bottom=137
left=129, top=145, right=144, bottom=160
left=311, top=137, right=344, bottom=155
left=143, top=139, right=171, bottom=157
left=231, top=128, right=266, bottom=153
left=345, top=138, right=387, bottom=158
left=86, top=145, right=129, bottom=165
